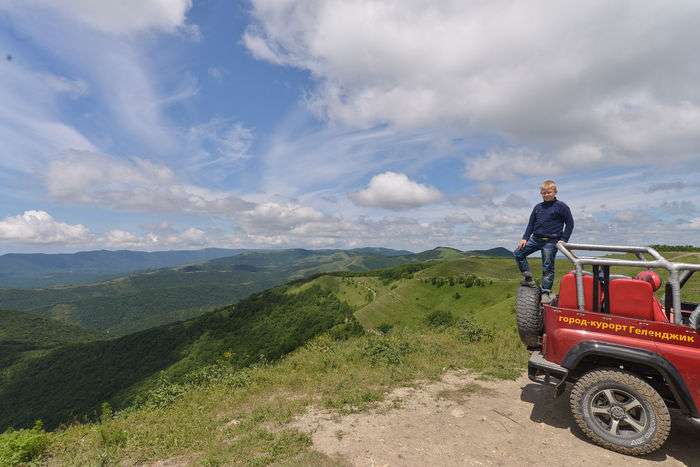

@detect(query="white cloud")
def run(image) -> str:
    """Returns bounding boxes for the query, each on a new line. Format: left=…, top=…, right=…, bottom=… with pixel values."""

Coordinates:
left=500, top=194, right=530, bottom=209
left=37, top=73, right=89, bottom=98
left=466, top=149, right=562, bottom=182
left=1, top=2, right=199, bottom=155
left=101, top=229, right=140, bottom=246
left=0, top=210, right=90, bottom=244
left=45, top=150, right=254, bottom=215
left=0, top=55, right=97, bottom=174
left=349, top=172, right=442, bottom=209
left=241, top=202, right=325, bottom=233
left=658, top=201, right=697, bottom=215
left=260, top=114, right=446, bottom=197
left=100, top=226, right=208, bottom=249
left=647, top=181, right=689, bottom=193
left=28, top=0, right=193, bottom=35
left=246, top=1, right=700, bottom=170
left=207, top=67, right=226, bottom=80
left=186, top=119, right=254, bottom=173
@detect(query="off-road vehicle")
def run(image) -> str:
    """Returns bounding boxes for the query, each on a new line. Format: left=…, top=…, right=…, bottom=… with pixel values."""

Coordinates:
left=517, top=242, right=700, bottom=455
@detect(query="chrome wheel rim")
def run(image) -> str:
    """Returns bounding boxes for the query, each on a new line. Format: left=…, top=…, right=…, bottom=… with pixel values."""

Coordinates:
left=589, top=388, right=649, bottom=438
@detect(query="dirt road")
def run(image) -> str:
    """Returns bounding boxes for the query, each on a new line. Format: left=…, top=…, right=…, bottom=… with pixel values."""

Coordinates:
left=292, top=371, right=700, bottom=466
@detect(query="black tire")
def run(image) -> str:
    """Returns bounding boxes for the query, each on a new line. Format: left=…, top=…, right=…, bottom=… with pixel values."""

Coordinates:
left=689, top=305, right=700, bottom=330
left=570, top=369, right=671, bottom=456
left=516, top=285, right=542, bottom=349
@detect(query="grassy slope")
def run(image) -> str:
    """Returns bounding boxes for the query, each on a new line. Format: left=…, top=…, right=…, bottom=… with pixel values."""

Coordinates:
left=0, top=250, right=412, bottom=337
left=30, top=250, right=699, bottom=465
left=0, top=286, right=355, bottom=432
left=41, top=256, right=533, bottom=465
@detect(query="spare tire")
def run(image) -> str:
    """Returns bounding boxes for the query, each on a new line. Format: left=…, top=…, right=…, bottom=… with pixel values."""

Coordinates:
left=689, top=305, right=700, bottom=330
left=516, top=285, right=542, bottom=349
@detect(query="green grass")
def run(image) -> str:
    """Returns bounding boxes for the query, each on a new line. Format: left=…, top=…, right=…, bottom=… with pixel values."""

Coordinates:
left=0, top=422, right=49, bottom=466
left=24, top=250, right=699, bottom=465
left=45, top=324, right=526, bottom=465
left=32, top=256, right=528, bottom=465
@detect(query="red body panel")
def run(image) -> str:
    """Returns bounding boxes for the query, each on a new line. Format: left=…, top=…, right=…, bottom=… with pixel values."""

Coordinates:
left=543, top=304, right=700, bottom=412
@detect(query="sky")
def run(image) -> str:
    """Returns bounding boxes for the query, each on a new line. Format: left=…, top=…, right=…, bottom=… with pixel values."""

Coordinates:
left=0, top=0, right=699, bottom=253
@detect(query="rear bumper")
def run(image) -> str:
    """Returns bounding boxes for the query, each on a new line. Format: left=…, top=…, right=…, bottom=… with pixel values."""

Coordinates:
left=528, top=351, right=569, bottom=396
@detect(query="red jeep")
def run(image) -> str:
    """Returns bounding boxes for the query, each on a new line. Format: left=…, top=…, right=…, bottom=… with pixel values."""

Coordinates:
left=517, top=242, right=700, bottom=455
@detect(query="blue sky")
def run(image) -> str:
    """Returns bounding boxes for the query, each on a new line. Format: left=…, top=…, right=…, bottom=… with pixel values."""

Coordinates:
left=0, top=0, right=699, bottom=253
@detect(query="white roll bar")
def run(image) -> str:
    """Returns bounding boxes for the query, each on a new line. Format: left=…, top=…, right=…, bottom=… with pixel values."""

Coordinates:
left=556, top=242, right=700, bottom=324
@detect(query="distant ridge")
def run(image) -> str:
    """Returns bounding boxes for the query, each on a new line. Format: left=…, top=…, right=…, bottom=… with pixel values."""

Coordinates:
left=0, top=247, right=414, bottom=288
left=396, top=246, right=513, bottom=261
left=347, top=247, right=414, bottom=257
left=0, top=248, right=416, bottom=336
left=412, top=247, right=465, bottom=261
left=464, top=247, right=513, bottom=258
left=0, top=248, right=245, bottom=288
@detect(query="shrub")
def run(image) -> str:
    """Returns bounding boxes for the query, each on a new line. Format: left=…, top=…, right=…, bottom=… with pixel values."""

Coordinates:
left=327, top=318, right=365, bottom=341
left=455, top=318, right=493, bottom=343
left=362, top=337, right=412, bottom=365
left=453, top=292, right=461, bottom=300
left=138, top=372, right=189, bottom=409
left=0, top=421, right=48, bottom=466
left=425, top=309, right=455, bottom=327
left=377, top=323, right=393, bottom=334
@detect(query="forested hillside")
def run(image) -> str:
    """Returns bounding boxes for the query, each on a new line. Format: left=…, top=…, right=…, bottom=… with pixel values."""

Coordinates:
left=0, top=249, right=581, bottom=465
left=0, top=285, right=357, bottom=431
left=18, top=254, right=529, bottom=465
left=0, top=255, right=521, bottom=433
left=0, top=248, right=414, bottom=336
left=0, top=310, right=100, bottom=370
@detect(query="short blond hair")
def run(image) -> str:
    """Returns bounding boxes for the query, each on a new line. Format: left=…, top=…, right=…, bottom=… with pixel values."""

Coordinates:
left=541, top=180, right=557, bottom=191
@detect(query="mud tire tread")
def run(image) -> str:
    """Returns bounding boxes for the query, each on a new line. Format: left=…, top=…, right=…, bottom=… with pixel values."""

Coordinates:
left=569, top=369, right=671, bottom=456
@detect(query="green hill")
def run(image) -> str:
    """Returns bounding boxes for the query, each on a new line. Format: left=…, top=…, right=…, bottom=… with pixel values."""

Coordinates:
left=0, top=309, right=101, bottom=370
left=35, top=255, right=530, bottom=465
left=0, top=249, right=413, bottom=336
left=289, top=256, right=522, bottom=331
left=0, top=255, right=524, bottom=432
left=6, top=250, right=698, bottom=464
left=465, top=246, right=513, bottom=257
left=411, top=246, right=465, bottom=261
left=0, top=253, right=552, bottom=464
left=0, top=285, right=356, bottom=431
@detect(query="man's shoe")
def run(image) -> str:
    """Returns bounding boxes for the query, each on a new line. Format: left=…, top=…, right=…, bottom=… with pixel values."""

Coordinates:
left=521, top=273, right=536, bottom=288
left=540, top=292, right=553, bottom=304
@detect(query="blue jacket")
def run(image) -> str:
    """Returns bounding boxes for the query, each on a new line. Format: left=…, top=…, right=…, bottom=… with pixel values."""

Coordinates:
left=522, top=199, right=574, bottom=242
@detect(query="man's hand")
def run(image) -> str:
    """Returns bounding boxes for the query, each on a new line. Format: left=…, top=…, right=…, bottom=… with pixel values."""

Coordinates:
left=517, top=239, right=527, bottom=250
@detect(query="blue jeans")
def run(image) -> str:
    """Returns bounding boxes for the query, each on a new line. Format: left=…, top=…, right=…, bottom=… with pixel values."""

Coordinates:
left=513, top=236, right=558, bottom=293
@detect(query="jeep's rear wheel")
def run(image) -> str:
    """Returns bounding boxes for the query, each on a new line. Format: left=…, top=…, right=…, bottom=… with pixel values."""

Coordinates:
left=516, top=285, right=542, bottom=349
left=570, top=369, right=671, bottom=456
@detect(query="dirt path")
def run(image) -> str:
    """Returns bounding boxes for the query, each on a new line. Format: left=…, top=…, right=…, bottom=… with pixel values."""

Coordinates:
left=292, top=371, right=700, bottom=466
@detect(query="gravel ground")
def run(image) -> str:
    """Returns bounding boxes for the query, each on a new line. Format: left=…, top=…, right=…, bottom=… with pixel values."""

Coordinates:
left=292, top=371, right=700, bottom=466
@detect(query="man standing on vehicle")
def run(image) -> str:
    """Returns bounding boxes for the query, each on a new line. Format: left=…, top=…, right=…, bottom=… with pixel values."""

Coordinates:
left=513, top=180, right=574, bottom=304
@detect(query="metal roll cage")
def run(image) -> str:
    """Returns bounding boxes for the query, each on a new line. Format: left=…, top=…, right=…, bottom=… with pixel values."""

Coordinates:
left=557, top=242, right=700, bottom=325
